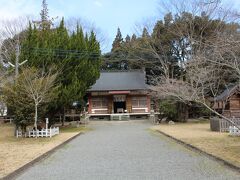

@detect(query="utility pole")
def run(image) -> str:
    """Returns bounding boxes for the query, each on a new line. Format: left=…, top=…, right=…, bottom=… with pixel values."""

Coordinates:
left=8, top=40, right=28, bottom=77
left=15, top=39, right=20, bottom=78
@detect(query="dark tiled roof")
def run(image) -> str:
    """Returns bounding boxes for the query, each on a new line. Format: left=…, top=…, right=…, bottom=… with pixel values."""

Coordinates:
left=88, top=70, right=148, bottom=91
left=214, top=84, right=240, bottom=101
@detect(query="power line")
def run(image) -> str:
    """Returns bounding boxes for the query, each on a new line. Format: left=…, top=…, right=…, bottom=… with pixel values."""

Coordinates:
left=23, top=47, right=100, bottom=54
left=21, top=47, right=101, bottom=59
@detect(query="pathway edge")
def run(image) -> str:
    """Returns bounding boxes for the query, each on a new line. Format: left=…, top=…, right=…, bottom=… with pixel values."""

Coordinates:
left=1, top=132, right=83, bottom=180
left=155, top=129, right=240, bottom=173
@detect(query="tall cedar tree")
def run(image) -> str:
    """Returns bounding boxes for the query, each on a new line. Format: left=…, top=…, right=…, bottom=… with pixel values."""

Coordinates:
left=39, top=0, right=51, bottom=30
left=142, top=27, right=150, bottom=38
left=20, top=17, right=101, bottom=120
left=102, top=28, right=128, bottom=70
left=111, top=27, right=123, bottom=51
left=125, top=35, right=131, bottom=44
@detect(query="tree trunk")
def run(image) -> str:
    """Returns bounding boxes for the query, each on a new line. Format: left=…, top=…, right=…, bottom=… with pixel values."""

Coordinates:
left=62, top=106, right=65, bottom=126
left=184, top=104, right=189, bottom=121
left=34, top=104, right=38, bottom=130
left=177, top=102, right=188, bottom=122
left=14, top=124, right=18, bottom=136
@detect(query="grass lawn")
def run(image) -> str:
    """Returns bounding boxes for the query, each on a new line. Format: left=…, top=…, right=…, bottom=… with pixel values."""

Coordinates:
left=60, top=124, right=92, bottom=133
left=152, top=121, right=240, bottom=168
left=0, top=122, right=89, bottom=178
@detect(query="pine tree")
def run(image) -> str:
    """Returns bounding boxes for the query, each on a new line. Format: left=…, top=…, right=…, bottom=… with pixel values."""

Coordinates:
left=164, top=12, right=173, bottom=26
left=152, top=21, right=164, bottom=39
left=111, top=27, right=123, bottom=52
left=125, top=35, right=131, bottom=44
left=39, top=0, right=51, bottom=30
left=131, top=34, right=137, bottom=42
left=40, top=0, right=49, bottom=22
left=142, top=27, right=150, bottom=38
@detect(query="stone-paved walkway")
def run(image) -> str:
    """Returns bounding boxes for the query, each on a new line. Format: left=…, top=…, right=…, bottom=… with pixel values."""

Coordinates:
left=16, top=121, right=240, bottom=180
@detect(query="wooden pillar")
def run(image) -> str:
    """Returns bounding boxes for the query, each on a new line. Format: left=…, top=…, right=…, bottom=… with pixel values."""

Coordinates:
left=126, top=95, right=132, bottom=113
left=88, top=94, right=92, bottom=114
left=108, top=96, right=113, bottom=114
left=147, top=95, right=151, bottom=112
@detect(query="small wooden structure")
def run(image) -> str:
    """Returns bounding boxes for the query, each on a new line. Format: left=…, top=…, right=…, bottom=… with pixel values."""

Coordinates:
left=213, top=85, right=240, bottom=117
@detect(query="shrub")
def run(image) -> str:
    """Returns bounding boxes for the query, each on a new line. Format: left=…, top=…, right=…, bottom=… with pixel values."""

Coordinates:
left=159, top=99, right=178, bottom=121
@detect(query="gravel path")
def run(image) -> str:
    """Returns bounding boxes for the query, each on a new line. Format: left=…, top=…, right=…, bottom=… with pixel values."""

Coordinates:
left=16, top=120, right=240, bottom=180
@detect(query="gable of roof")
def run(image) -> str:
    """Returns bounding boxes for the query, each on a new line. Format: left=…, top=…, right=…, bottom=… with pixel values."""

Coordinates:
left=214, top=84, right=240, bottom=101
left=88, top=70, right=148, bottom=91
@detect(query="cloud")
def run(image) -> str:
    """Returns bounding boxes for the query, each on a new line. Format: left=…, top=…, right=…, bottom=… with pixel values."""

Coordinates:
left=0, top=0, right=39, bottom=20
left=94, top=1, right=103, bottom=7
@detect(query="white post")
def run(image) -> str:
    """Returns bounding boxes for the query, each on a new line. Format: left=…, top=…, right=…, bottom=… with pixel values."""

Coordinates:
left=46, top=118, right=49, bottom=130
left=50, top=128, right=52, bottom=138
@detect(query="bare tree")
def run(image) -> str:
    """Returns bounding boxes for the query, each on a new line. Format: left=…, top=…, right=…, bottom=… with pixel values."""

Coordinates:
left=150, top=0, right=240, bottom=128
left=19, top=68, right=58, bottom=130
left=152, top=56, right=240, bottom=128
left=0, top=71, right=7, bottom=116
left=0, top=62, right=12, bottom=117
left=3, top=67, right=58, bottom=131
left=0, top=17, right=29, bottom=77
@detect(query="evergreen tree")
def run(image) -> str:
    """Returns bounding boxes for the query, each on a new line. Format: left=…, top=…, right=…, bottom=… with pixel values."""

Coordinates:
left=20, top=18, right=101, bottom=122
left=131, top=34, right=137, bottom=42
left=142, top=27, right=150, bottom=38
left=40, top=0, right=49, bottom=22
left=164, top=12, right=173, bottom=26
left=125, top=35, right=131, bottom=44
left=111, top=27, right=123, bottom=51
left=39, top=0, right=52, bottom=30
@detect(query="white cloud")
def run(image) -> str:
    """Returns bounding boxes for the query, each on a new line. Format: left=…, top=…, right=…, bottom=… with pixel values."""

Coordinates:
left=94, top=1, right=103, bottom=7
left=0, top=0, right=38, bottom=19
left=0, top=0, right=62, bottom=21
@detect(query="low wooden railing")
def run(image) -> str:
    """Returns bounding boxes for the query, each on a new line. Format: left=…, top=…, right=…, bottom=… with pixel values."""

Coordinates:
left=16, top=127, right=59, bottom=138
left=219, top=118, right=240, bottom=132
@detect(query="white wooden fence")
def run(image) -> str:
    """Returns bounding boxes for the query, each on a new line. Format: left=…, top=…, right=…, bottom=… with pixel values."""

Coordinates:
left=16, top=127, right=59, bottom=138
left=219, top=118, right=240, bottom=132
left=229, top=126, right=240, bottom=136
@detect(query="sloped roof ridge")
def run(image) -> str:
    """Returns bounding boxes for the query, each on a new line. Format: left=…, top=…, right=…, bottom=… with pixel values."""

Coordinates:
left=88, top=69, right=148, bottom=91
left=214, top=84, right=240, bottom=101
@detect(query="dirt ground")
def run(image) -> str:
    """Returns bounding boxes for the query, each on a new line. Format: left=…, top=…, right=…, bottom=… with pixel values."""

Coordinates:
left=152, top=122, right=240, bottom=168
left=0, top=123, right=87, bottom=178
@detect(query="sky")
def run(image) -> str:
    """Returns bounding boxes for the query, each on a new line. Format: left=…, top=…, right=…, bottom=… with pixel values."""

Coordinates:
left=0, top=0, right=240, bottom=52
